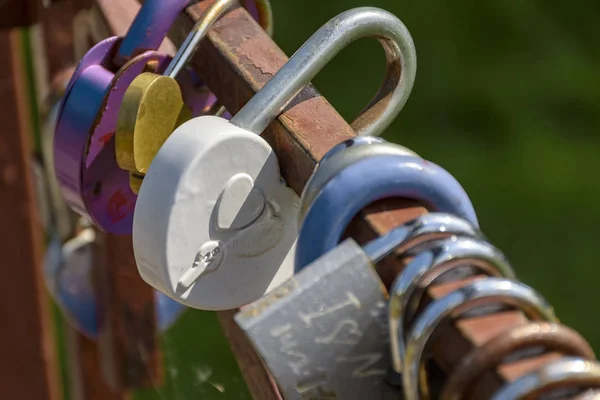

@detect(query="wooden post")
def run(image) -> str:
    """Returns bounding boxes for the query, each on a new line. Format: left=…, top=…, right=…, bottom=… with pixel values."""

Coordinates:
left=0, top=28, right=61, bottom=400
left=39, top=0, right=160, bottom=397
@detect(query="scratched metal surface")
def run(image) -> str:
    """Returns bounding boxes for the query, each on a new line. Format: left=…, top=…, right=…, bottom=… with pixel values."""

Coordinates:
left=236, top=240, right=402, bottom=400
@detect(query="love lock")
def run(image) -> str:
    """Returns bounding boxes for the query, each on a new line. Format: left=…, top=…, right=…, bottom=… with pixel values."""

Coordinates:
left=43, top=223, right=187, bottom=339
left=133, top=6, right=417, bottom=310
left=54, top=0, right=272, bottom=235
left=295, top=141, right=480, bottom=271
left=116, top=0, right=249, bottom=194
left=236, top=238, right=401, bottom=400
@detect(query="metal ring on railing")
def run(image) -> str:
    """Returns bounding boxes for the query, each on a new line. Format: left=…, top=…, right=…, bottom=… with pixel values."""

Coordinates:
left=442, top=322, right=596, bottom=400
left=490, top=357, right=600, bottom=400
left=402, top=278, right=558, bottom=400
left=385, top=225, right=512, bottom=374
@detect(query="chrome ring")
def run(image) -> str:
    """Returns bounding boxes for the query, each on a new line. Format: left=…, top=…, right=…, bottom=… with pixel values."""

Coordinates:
left=491, top=357, right=600, bottom=400
left=402, top=278, right=557, bottom=400
left=389, top=236, right=514, bottom=374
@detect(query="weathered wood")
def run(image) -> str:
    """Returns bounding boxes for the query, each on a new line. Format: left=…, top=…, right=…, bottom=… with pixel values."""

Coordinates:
left=171, top=1, right=575, bottom=397
left=86, top=0, right=163, bottom=390
left=0, top=28, right=61, bottom=400
left=0, top=0, right=40, bottom=29
left=39, top=1, right=130, bottom=397
left=94, top=232, right=162, bottom=390
left=40, top=0, right=162, bottom=393
left=65, top=326, right=127, bottom=400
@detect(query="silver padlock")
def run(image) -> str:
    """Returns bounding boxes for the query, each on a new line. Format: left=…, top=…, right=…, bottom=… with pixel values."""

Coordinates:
left=234, top=214, right=467, bottom=399
left=235, top=239, right=400, bottom=400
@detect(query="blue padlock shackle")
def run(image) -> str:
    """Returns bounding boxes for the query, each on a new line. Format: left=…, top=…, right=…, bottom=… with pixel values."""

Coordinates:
left=299, top=137, right=419, bottom=227
left=318, top=136, right=386, bottom=166
left=295, top=155, right=479, bottom=271
left=230, top=6, right=417, bottom=137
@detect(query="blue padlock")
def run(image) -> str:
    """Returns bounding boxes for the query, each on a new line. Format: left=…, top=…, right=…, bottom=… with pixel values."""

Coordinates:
left=44, top=228, right=186, bottom=339
left=295, top=154, right=479, bottom=271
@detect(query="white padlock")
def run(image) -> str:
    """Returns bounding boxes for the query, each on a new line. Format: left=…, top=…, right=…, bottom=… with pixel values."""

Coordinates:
left=133, top=6, right=417, bottom=310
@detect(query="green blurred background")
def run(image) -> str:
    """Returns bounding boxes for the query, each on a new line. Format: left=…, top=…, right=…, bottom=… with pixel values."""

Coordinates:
left=56, top=0, right=600, bottom=398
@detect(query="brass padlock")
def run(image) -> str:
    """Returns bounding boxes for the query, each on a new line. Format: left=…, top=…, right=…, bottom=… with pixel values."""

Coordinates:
left=116, top=0, right=270, bottom=193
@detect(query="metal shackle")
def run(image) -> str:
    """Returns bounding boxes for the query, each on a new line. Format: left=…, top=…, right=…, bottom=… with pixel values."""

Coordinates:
left=164, top=0, right=239, bottom=79
left=230, top=6, right=417, bottom=137
left=294, top=155, right=479, bottom=271
left=389, top=237, right=515, bottom=375
left=491, top=357, right=600, bottom=400
left=402, top=278, right=557, bottom=400
left=298, top=137, right=419, bottom=227
left=442, top=323, right=596, bottom=400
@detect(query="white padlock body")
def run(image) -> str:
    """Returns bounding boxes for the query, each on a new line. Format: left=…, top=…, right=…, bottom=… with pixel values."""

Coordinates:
left=133, top=116, right=298, bottom=310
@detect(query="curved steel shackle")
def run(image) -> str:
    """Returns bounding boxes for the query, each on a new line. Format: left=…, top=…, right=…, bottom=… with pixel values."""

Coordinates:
left=442, top=323, right=596, bottom=400
left=294, top=155, right=479, bottom=271
left=230, top=6, right=417, bottom=136
left=389, top=236, right=515, bottom=375
left=298, top=136, right=419, bottom=227
left=490, top=357, right=600, bottom=400
left=361, top=213, right=492, bottom=373
left=164, top=0, right=239, bottom=79
left=402, top=278, right=558, bottom=400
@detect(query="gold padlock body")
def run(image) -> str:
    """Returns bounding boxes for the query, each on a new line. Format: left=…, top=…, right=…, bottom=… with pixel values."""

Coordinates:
left=116, top=72, right=192, bottom=190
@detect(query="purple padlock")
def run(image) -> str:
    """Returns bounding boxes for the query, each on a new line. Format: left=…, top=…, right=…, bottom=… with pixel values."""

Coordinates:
left=54, top=0, right=270, bottom=235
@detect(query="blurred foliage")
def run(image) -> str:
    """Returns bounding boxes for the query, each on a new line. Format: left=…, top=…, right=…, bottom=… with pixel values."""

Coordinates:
left=131, top=0, right=600, bottom=398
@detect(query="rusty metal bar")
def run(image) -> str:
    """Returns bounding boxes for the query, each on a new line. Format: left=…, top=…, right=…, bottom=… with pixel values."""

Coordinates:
left=0, top=28, right=61, bottom=400
left=169, top=1, right=571, bottom=397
